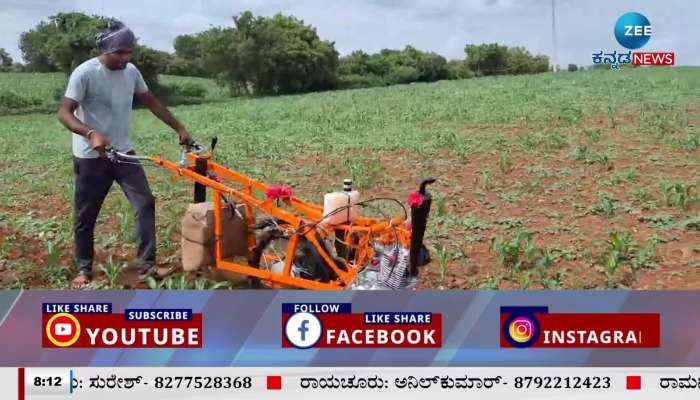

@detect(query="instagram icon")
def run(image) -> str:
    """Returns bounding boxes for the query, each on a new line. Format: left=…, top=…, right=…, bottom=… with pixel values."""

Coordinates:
left=500, top=306, right=546, bottom=348
left=509, top=317, right=534, bottom=343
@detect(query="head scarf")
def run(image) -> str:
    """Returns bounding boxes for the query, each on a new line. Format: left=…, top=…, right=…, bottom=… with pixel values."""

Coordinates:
left=96, top=21, right=135, bottom=54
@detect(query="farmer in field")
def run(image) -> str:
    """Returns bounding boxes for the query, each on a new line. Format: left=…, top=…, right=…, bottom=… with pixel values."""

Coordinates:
left=57, top=22, right=191, bottom=287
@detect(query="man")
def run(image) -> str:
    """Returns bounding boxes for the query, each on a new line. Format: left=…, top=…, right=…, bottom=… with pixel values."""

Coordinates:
left=57, top=22, right=191, bottom=287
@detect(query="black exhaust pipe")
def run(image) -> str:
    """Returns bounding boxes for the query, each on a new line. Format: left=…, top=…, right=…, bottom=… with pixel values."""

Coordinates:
left=193, top=157, right=208, bottom=203
left=409, top=178, right=436, bottom=277
left=193, top=137, right=217, bottom=203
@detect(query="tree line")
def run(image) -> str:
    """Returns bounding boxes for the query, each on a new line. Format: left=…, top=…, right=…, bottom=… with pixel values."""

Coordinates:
left=6, top=11, right=554, bottom=97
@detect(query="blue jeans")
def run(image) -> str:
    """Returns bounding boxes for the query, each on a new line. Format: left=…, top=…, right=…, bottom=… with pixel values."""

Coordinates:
left=73, top=153, right=156, bottom=273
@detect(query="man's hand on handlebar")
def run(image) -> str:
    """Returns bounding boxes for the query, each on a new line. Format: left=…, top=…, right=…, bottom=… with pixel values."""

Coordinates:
left=105, top=136, right=208, bottom=166
left=177, top=127, right=192, bottom=147
left=89, top=131, right=110, bottom=157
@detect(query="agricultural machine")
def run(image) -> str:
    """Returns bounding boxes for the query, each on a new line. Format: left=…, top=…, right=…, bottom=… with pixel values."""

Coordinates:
left=107, top=139, right=435, bottom=290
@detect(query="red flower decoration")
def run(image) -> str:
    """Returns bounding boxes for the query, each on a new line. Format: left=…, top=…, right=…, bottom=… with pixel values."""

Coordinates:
left=407, top=191, right=424, bottom=208
left=206, top=172, right=222, bottom=182
left=264, top=187, right=280, bottom=200
left=279, top=186, right=293, bottom=197
left=265, top=185, right=293, bottom=201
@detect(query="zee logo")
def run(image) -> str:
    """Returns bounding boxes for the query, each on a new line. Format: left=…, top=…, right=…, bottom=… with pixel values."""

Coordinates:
left=284, top=312, right=322, bottom=349
left=615, top=12, right=651, bottom=49
left=624, top=25, right=651, bottom=37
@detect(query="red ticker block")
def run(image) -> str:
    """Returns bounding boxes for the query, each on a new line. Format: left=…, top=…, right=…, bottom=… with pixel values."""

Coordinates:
left=626, top=375, right=641, bottom=390
left=267, top=375, right=282, bottom=390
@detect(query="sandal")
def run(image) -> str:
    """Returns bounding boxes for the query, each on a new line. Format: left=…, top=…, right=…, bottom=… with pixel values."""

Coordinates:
left=138, top=265, right=178, bottom=282
left=71, top=271, right=92, bottom=288
left=154, top=265, right=178, bottom=278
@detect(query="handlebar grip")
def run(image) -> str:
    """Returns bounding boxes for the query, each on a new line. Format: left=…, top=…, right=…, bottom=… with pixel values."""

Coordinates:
left=180, top=137, right=194, bottom=146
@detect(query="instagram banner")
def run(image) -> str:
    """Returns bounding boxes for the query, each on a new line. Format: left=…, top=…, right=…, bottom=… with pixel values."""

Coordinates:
left=500, top=307, right=660, bottom=348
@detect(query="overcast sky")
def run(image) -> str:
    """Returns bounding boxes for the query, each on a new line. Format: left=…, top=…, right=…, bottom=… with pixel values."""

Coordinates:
left=1, top=0, right=697, bottom=67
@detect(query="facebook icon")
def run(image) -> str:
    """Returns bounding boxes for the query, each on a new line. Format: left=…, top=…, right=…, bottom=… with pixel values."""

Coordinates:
left=298, top=319, right=309, bottom=341
left=285, top=312, right=322, bottom=349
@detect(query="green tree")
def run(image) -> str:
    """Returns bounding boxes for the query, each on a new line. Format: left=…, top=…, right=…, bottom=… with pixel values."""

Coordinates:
left=19, top=22, right=58, bottom=72
left=464, top=43, right=548, bottom=76
left=0, top=48, right=13, bottom=71
left=174, top=35, right=202, bottom=60
left=197, top=27, right=239, bottom=88
left=338, top=50, right=371, bottom=76
left=530, top=54, right=550, bottom=73
left=465, top=43, right=509, bottom=76
left=568, top=63, right=578, bottom=72
left=20, top=12, right=110, bottom=73
left=365, top=51, right=393, bottom=77
left=337, top=46, right=449, bottom=88
left=416, top=51, right=449, bottom=81
left=163, top=56, right=206, bottom=76
left=18, top=12, right=162, bottom=88
left=199, top=11, right=339, bottom=95
left=132, top=45, right=167, bottom=88
left=171, top=34, right=208, bottom=76
left=505, top=47, right=549, bottom=75
left=505, top=47, right=533, bottom=75
left=446, top=59, right=474, bottom=79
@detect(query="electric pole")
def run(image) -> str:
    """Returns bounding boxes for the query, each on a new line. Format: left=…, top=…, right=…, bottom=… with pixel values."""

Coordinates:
left=551, top=0, right=559, bottom=72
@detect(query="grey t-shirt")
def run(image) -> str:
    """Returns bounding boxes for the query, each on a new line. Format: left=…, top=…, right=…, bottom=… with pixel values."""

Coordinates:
left=64, top=57, right=148, bottom=158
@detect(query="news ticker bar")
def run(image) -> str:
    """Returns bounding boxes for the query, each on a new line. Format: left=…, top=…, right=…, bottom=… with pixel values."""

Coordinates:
left=2, top=367, right=700, bottom=399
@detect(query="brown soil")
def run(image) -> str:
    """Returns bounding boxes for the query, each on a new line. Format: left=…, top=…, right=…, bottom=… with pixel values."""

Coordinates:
left=2, top=111, right=699, bottom=290
left=283, top=112, right=700, bottom=290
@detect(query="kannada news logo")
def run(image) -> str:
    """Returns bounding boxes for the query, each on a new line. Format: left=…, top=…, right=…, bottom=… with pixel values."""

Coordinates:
left=592, top=12, right=674, bottom=69
left=500, top=306, right=660, bottom=348
left=42, top=303, right=203, bottom=348
left=282, top=303, right=442, bottom=349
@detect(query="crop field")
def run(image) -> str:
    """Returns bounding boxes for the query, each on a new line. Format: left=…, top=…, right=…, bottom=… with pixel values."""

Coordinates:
left=0, top=72, right=230, bottom=115
left=0, top=67, right=699, bottom=289
left=0, top=72, right=66, bottom=114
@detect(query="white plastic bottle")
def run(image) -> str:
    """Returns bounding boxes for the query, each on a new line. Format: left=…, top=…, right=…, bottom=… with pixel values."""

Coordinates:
left=323, top=179, right=360, bottom=225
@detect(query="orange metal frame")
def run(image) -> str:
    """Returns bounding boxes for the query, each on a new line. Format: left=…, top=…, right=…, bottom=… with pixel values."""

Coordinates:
left=147, top=151, right=411, bottom=290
